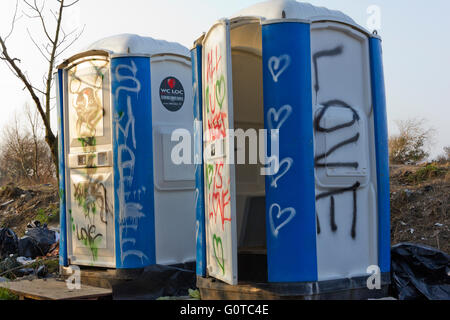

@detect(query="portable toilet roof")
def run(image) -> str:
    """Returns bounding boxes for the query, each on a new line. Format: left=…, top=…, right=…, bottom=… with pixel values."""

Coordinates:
left=59, top=33, right=190, bottom=69
left=231, top=0, right=368, bottom=34
left=84, top=33, right=190, bottom=57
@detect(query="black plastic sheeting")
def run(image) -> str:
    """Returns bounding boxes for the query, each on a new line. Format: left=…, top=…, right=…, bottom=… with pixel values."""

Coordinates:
left=112, top=263, right=196, bottom=300
left=0, top=228, right=18, bottom=259
left=391, top=243, right=450, bottom=300
left=0, top=226, right=56, bottom=259
left=20, top=227, right=56, bottom=258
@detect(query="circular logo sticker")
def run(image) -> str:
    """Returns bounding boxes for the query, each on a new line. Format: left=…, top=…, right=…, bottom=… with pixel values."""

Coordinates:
left=159, top=77, right=185, bottom=112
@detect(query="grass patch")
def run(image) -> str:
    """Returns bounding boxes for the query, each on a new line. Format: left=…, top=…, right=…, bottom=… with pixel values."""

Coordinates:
left=35, top=207, right=60, bottom=225
left=407, top=164, right=448, bottom=184
left=0, top=287, right=18, bottom=301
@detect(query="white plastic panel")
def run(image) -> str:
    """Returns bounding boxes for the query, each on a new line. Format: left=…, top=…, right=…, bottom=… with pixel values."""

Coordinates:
left=150, top=55, right=196, bottom=266
left=67, top=169, right=115, bottom=267
left=311, top=22, right=378, bottom=281
left=64, top=58, right=115, bottom=268
left=202, top=21, right=238, bottom=285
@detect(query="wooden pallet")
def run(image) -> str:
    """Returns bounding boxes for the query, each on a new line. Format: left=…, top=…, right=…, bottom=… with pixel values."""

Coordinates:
left=0, top=278, right=112, bottom=300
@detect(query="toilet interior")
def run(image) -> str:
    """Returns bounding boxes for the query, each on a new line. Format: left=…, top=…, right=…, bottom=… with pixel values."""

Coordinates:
left=230, top=21, right=268, bottom=282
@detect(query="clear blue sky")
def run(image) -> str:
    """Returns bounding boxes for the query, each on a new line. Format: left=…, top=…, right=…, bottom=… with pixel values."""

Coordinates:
left=1, top=0, right=449, bottom=158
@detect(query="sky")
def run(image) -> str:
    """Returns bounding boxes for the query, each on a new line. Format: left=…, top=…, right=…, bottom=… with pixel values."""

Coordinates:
left=0, top=0, right=449, bottom=158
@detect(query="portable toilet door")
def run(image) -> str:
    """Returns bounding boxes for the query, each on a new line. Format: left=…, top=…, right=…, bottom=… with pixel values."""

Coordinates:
left=192, top=0, right=390, bottom=288
left=57, top=34, right=196, bottom=269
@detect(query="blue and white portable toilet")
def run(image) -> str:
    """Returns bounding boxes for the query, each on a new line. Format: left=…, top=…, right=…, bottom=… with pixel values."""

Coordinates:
left=56, top=34, right=196, bottom=270
left=192, top=0, right=390, bottom=297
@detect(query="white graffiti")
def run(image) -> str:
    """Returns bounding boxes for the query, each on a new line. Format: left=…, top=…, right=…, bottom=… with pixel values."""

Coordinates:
left=267, top=104, right=293, bottom=187
left=268, top=55, right=291, bottom=83
left=267, top=104, right=293, bottom=131
left=114, top=61, right=148, bottom=265
left=269, top=204, right=297, bottom=238
left=270, top=157, right=293, bottom=189
left=115, top=60, right=141, bottom=97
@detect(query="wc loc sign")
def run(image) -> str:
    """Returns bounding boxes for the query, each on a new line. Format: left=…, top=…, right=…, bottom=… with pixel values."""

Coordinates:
left=160, top=76, right=185, bottom=112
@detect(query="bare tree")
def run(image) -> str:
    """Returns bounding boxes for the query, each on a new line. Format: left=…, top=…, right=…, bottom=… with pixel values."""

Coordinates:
left=0, top=0, right=83, bottom=175
left=25, top=103, right=42, bottom=181
left=0, top=106, right=56, bottom=185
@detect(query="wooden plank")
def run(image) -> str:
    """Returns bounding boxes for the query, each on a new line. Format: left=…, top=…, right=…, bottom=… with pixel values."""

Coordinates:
left=0, top=278, right=112, bottom=300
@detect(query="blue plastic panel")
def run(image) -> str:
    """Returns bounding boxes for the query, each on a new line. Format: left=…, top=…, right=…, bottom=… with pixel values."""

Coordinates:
left=111, top=56, right=156, bottom=269
left=57, top=69, right=68, bottom=267
left=192, top=45, right=207, bottom=277
left=369, top=37, right=391, bottom=273
left=262, top=22, right=318, bottom=282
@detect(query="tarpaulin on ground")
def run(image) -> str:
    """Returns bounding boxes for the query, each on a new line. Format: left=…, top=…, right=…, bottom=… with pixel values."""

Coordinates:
left=112, top=263, right=196, bottom=300
left=391, top=243, right=450, bottom=300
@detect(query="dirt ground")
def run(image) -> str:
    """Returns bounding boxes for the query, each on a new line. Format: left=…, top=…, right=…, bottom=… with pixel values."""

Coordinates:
left=0, top=183, right=59, bottom=237
left=0, top=162, right=449, bottom=253
left=390, top=163, right=449, bottom=253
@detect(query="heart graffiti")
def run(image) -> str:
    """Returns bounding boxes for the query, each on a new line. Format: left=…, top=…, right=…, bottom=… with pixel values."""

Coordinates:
left=270, top=157, right=293, bottom=188
left=269, top=204, right=296, bottom=238
left=215, top=75, right=226, bottom=110
left=267, top=105, right=293, bottom=131
left=212, top=234, right=225, bottom=275
left=268, top=55, right=291, bottom=83
left=206, top=164, right=214, bottom=190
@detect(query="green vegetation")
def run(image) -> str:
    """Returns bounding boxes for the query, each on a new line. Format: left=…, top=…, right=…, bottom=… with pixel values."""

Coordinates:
left=407, top=164, right=448, bottom=184
left=35, top=206, right=60, bottom=225
left=0, top=287, right=18, bottom=301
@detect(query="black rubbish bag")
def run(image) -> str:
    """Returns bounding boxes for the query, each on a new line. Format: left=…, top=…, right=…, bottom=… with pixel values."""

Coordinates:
left=112, top=263, right=196, bottom=300
left=18, top=226, right=56, bottom=259
left=391, top=243, right=450, bottom=300
left=0, top=228, right=18, bottom=259
left=18, top=236, right=43, bottom=259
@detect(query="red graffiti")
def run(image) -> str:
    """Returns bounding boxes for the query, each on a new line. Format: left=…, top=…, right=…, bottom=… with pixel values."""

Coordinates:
left=208, top=162, right=231, bottom=230
left=207, top=112, right=227, bottom=141
left=206, top=46, right=222, bottom=85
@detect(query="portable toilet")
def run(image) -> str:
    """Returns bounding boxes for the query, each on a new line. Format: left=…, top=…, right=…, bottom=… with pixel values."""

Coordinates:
left=56, top=34, right=196, bottom=271
left=192, top=0, right=390, bottom=299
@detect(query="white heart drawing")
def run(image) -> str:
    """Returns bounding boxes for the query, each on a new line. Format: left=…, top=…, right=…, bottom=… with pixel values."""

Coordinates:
left=268, top=55, right=291, bottom=83
left=269, top=204, right=297, bottom=238
left=194, top=188, right=200, bottom=208
left=270, top=157, right=293, bottom=188
left=267, top=105, right=293, bottom=131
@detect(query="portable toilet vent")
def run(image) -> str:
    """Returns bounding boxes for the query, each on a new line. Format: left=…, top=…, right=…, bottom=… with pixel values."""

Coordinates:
left=192, top=0, right=390, bottom=298
left=56, top=34, right=196, bottom=270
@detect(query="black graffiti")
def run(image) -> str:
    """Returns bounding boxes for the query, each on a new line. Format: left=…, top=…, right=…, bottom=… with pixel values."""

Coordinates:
left=316, top=182, right=360, bottom=239
left=313, top=44, right=362, bottom=239
left=314, top=101, right=362, bottom=238
left=76, top=224, right=103, bottom=242
left=73, top=180, right=111, bottom=224
left=314, top=100, right=361, bottom=169
left=313, top=45, right=343, bottom=95
left=314, top=100, right=360, bottom=133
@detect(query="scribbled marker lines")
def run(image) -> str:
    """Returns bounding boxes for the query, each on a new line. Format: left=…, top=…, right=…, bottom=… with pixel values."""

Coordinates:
left=312, top=45, right=343, bottom=96
left=114, top=60, right=148, bottom=265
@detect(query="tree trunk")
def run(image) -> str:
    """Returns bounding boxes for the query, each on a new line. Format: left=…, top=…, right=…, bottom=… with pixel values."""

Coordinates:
left=45, top=130, right=59, bottom=180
